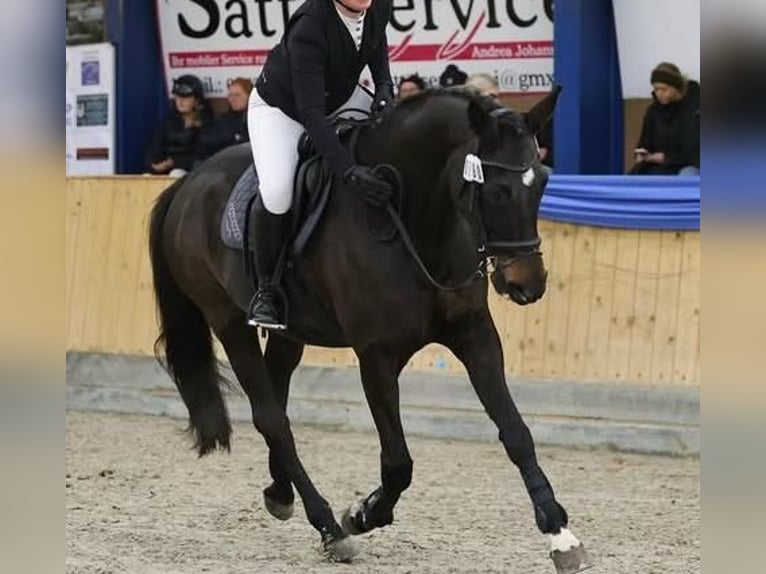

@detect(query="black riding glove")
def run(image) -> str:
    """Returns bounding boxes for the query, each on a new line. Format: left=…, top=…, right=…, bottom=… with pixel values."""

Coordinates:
left=372, top=86, right=394, bottom=114
left=343, top=165, right=393, bottom=206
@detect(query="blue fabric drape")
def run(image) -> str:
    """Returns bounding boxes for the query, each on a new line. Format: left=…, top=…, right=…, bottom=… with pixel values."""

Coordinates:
left=540, top=175, right=700, bottom=230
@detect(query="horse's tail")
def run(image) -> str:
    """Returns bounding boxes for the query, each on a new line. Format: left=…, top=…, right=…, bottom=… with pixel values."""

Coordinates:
left=148, top=176, right=231, bottom=456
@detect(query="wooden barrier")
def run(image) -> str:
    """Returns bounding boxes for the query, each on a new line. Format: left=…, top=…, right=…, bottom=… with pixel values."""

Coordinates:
left=66, top=177, right=699, bottom=385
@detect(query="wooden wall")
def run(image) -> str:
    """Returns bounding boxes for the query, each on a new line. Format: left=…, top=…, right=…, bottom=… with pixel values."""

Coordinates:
left=66, top=177, right=699, bottom=385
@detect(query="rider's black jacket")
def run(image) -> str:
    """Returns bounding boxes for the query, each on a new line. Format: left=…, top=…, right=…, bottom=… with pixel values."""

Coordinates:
left=255, top=0, right=394, bottom=175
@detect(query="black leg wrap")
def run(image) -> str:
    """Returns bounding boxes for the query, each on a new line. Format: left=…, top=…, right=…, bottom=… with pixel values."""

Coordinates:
left=522, top=466, right=569, bottom=533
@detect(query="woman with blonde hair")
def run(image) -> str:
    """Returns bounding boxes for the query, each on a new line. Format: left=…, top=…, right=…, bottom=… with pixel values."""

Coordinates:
left=465, top=73, right=500, bottom=98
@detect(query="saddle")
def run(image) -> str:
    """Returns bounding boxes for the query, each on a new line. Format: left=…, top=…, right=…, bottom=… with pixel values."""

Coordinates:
left=220, top=122, right=361, bottom=258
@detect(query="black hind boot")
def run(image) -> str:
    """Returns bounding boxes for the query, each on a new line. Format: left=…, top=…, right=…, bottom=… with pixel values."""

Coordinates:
left=247, top=198, right=288, bottom=329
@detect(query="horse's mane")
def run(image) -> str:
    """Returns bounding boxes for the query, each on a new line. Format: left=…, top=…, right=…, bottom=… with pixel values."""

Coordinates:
left=388, top=88, right=527, bottom=134
left=394, top=87, right=499, bottom=112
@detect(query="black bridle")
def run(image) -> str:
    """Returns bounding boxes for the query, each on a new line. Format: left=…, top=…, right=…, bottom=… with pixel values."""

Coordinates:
left=374, top=145, right=543, bottom=292
left=370, top=106, right=543, bottom=292
left=470, top=159, right=542, bottom=258
left=471, top=107, right=543, bottom=258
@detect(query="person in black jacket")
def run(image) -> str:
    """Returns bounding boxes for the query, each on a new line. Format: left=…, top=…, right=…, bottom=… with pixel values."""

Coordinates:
left=196, top=78, right=253, bottom=162
left=146, top=74, right=212, bottom=176
left=246, top=0, right=395, bottom=329
left=631, top=62, right=701, bottom=175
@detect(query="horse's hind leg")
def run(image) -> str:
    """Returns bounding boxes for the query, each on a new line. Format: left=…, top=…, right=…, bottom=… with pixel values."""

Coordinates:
left=440, top=311, right=593, bottom=574
left=212, top=316, right=356, bottom=562
left=341, top=347, right=413, bottom=536
left=261, top=333, right=304, bottom=521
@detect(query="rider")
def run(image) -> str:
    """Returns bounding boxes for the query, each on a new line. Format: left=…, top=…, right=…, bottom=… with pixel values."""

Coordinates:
left=246, top=0, right=395, bottom=329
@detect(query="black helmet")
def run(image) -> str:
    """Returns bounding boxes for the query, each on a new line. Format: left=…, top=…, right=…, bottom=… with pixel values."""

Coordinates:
left=172, top=74, right=205, bottom=99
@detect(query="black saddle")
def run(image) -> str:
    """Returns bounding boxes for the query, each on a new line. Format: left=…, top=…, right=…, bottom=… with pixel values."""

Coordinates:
left=220, top=122, right=360, bottom=258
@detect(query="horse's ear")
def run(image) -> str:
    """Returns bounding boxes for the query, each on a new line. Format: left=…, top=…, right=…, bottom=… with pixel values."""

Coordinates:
left=467, top=100, right=495, bottom=139
left=525, top=84, right=562, bottom=134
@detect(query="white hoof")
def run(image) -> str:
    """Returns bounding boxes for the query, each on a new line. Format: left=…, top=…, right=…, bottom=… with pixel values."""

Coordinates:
left=550, top=542, right=593, bottom=573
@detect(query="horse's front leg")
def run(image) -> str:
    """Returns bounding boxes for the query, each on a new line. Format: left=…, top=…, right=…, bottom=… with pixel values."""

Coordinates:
left=440, top=310, right=593, bottom=574
left=341, top=346, right=414, bottom=536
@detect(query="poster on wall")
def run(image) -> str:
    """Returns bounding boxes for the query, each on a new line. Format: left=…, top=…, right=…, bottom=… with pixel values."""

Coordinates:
left=66, top=43, right=116, bottom=175
left=156, top=0, right=554, bottom=97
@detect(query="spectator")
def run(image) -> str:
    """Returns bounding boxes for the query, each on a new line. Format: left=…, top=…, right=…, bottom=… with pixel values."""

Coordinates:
left=439, top=64, right=468, bottom=88
left=630, top=62, right=700, bottom=175
left=196, top=77, right=253, bottom=162
left=146, top=74, right=211, bottom=176
left=397, top=74, right=427, bottom=101
left=465, top=73, right=500, bottom=98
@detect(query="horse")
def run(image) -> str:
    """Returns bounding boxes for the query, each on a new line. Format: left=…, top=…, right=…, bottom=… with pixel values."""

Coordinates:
left=148, top=86, right=592, bottom=573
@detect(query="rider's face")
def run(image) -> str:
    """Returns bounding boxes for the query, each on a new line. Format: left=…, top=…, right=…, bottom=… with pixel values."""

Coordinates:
left=336, top=0, right=372, bottom=14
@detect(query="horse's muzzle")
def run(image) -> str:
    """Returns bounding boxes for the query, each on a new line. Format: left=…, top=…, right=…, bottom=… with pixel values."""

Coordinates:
left=490, top=254, right=548, bottom=305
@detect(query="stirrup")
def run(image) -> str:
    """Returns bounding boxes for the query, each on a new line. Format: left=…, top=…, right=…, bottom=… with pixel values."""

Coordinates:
left=246, top=291, right=287, bottom=330
left=247, top=316, right=287, bottom=330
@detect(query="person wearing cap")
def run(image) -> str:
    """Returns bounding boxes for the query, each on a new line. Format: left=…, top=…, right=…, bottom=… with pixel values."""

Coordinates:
left=439, top=64, right=468, bottom=88
left=146, top=74, right=212, bottom=176
left=397, top=74, right=427, bottom=101
left=246, top=0, right=395, bottom=329
left=631, top=62, right=700, bottom=175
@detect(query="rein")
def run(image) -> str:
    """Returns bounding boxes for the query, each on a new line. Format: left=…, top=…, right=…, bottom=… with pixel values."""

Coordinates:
left=373, top=164, right=486, bottom=292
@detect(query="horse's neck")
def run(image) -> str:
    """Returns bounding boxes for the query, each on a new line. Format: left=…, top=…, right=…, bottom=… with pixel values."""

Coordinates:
left=367, top=106, right=479, bottom=277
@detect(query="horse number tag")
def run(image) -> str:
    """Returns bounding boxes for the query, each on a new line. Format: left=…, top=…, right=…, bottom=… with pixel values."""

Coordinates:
left=463, top=154, right=485, bottom=184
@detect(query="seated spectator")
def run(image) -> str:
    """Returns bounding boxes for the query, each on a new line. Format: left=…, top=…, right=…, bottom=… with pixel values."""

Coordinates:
left=196, top=77, right=253, bottom=162
left=630, top=62, right=700, bottom=175
left=397, top=74, right=427, bottom=101
left=146, top=74, right=211, bottom=176
left=465, top=73, right=500, bottom=98
left=439, top=64, right=468, bottom=88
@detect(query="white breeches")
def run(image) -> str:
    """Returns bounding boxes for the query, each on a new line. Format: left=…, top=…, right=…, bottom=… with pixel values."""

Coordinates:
left=247, top=86, right=372, bottom=215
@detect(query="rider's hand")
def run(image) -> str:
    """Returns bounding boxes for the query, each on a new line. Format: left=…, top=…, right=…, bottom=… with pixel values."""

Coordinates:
left=343, top=165, right=393, bottom=206
left=372, top=86, right=394, bottom=114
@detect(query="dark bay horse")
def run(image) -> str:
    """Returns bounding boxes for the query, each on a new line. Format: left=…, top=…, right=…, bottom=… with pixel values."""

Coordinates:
left=148, top=87, right=592, bottom=573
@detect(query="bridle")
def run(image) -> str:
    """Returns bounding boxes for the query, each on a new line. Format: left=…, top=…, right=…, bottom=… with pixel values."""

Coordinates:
left=465, top=107, right=543, bottom=261
left=374, top=110, right=544, bottom=292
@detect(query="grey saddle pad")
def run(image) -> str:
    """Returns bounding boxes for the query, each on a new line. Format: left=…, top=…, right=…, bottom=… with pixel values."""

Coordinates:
left=220, top=165, right=258, bottom=251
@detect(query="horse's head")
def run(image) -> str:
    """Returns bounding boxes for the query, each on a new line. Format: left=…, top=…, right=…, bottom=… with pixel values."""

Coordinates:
left=459, top=86, right=561, bottom=305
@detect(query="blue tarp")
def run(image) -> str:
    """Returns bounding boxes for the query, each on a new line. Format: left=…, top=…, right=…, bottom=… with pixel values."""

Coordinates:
left=540, top=175, right=700, bottom=230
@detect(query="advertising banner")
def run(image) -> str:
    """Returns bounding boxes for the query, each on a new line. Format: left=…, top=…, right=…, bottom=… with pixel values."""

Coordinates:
left=156, top=0, right=554, bottom=97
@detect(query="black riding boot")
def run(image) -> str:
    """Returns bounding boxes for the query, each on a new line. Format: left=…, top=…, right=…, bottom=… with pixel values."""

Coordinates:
left=247, top=199, right=288, bottom=329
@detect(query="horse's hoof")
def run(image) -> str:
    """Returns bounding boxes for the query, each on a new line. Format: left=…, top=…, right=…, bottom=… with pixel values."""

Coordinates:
left=340, top=502, right=364, bottom=535
left=550, top=543, right=594, bottom=574
left=263, top=491, right=294, bottom=521
left=322, top=533, right=358, bottom=563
